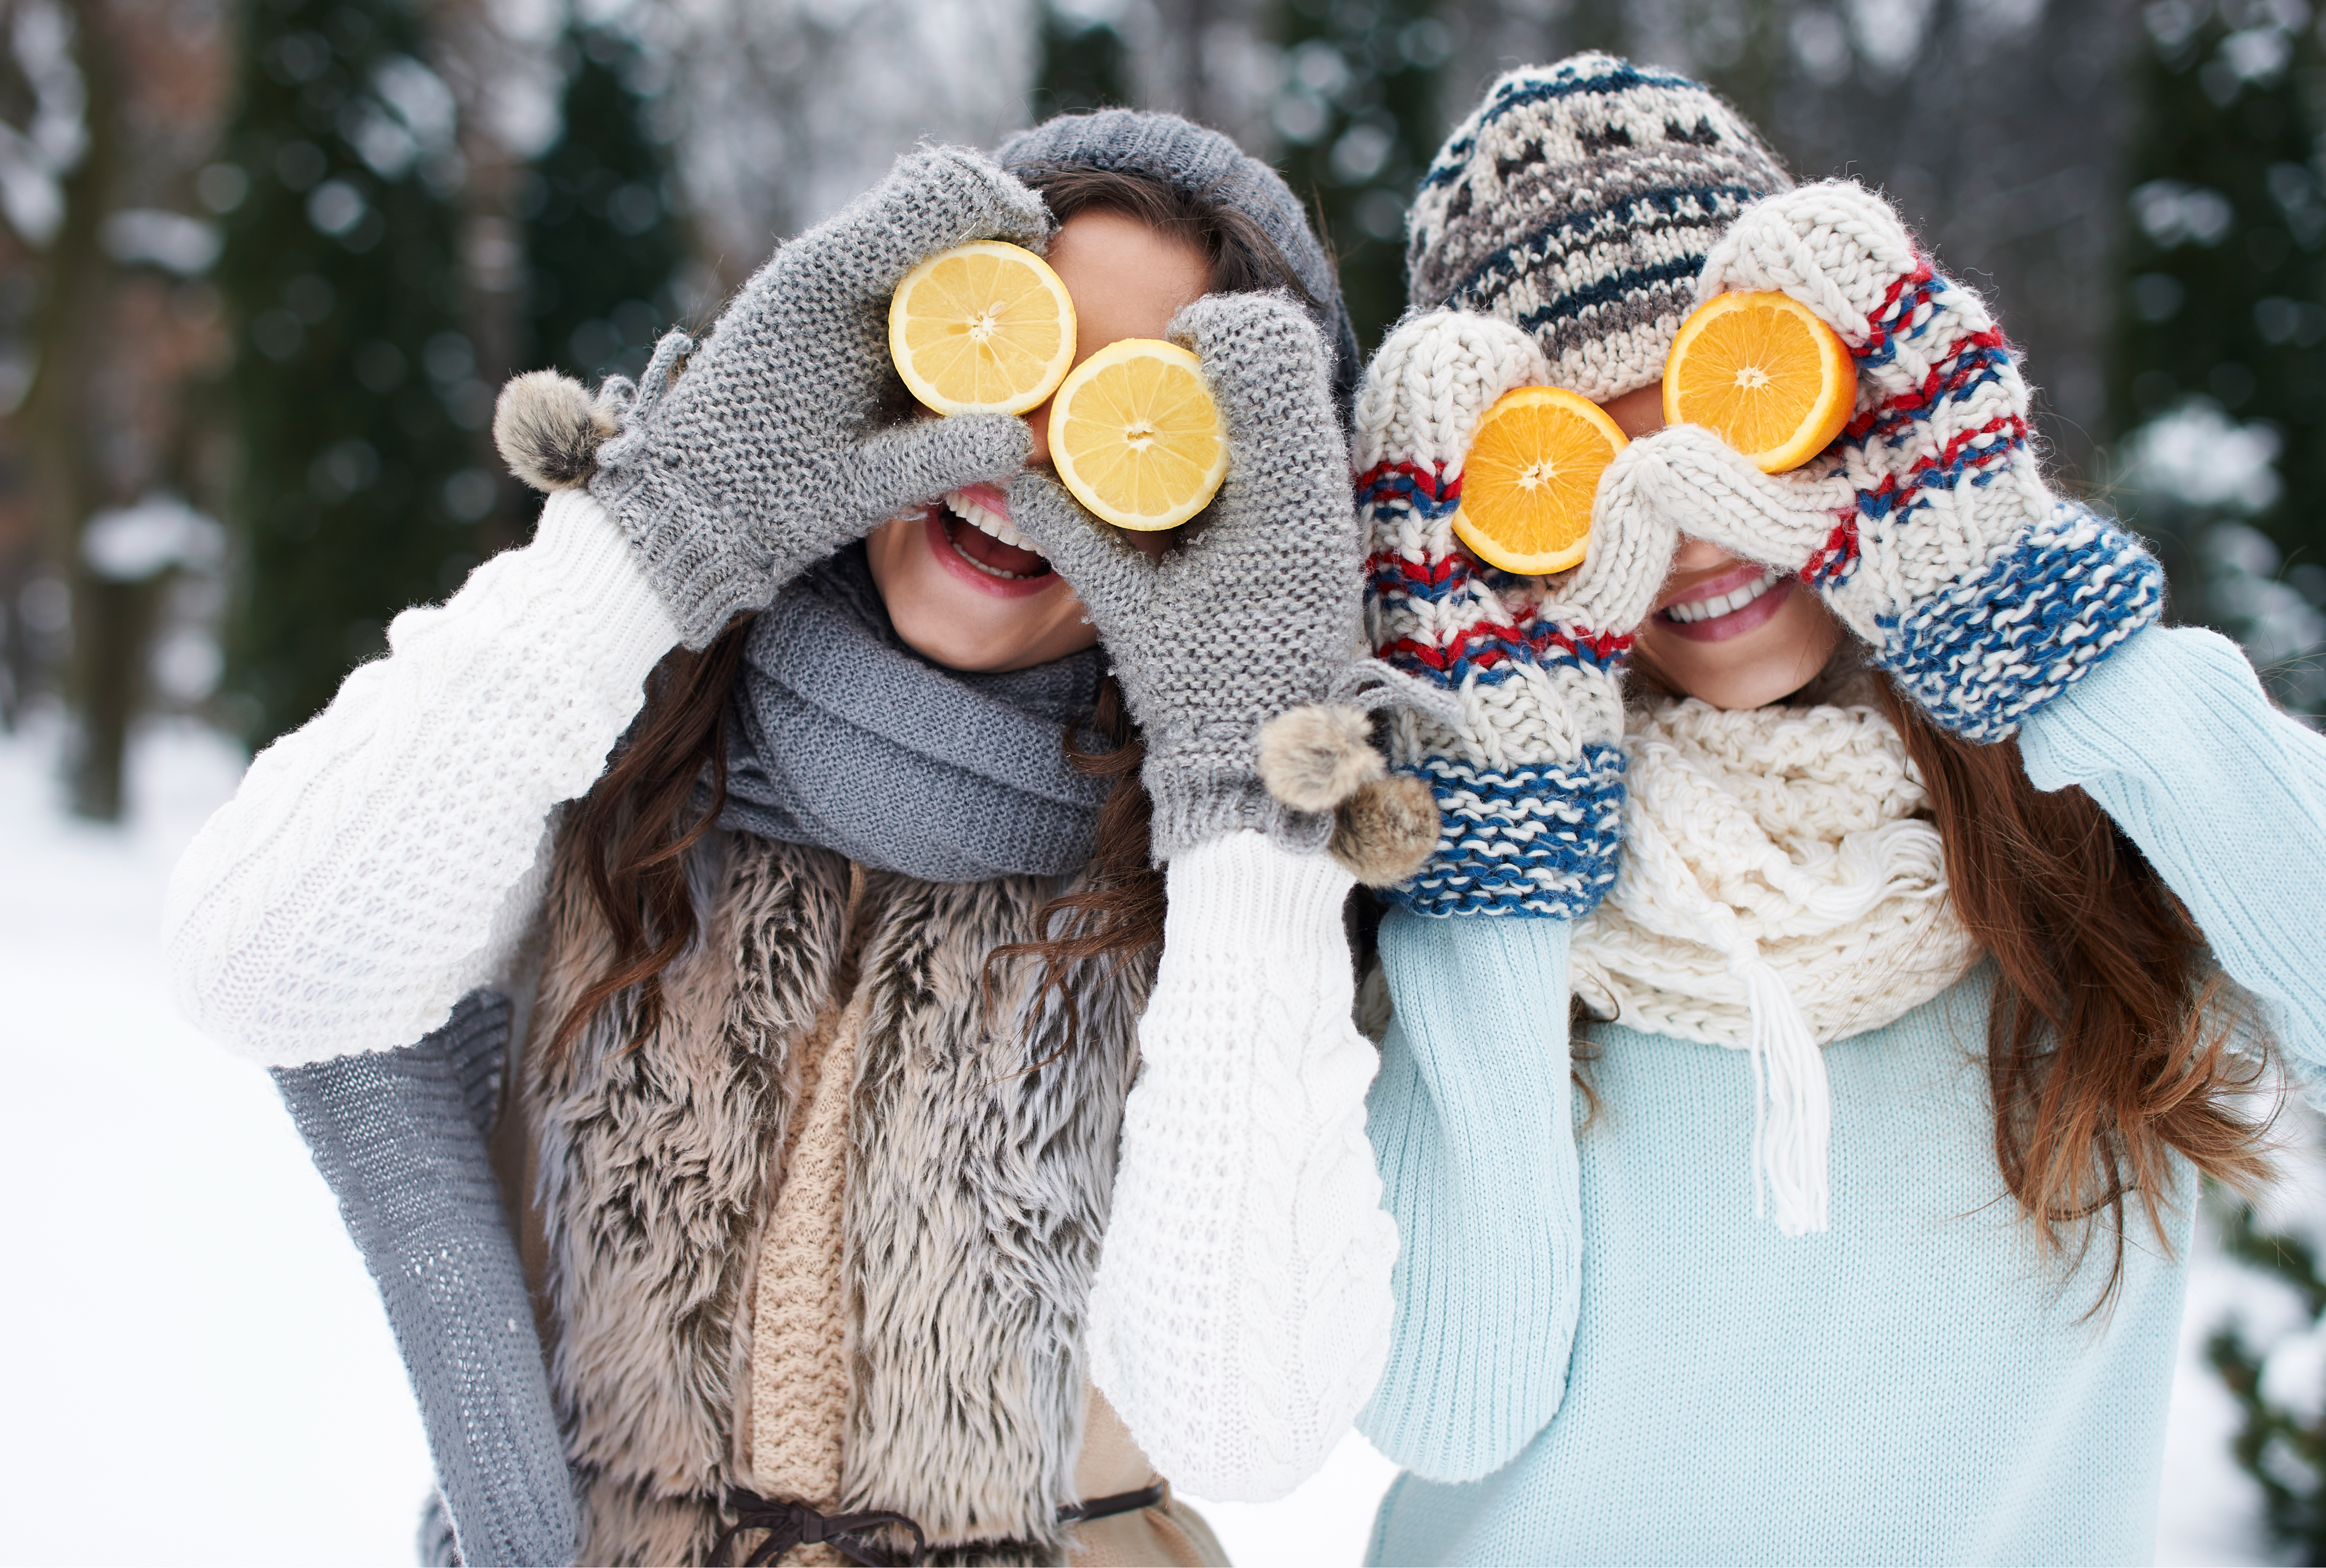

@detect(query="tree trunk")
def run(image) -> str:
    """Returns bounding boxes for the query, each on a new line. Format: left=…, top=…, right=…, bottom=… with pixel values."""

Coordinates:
left=16, top=0, right=131, bottom=819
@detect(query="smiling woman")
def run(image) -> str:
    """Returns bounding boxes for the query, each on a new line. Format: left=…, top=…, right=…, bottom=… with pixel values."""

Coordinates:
left=167, top=110, right=1399, bottom=1568
left=865, top=205, right=1213, bottom=672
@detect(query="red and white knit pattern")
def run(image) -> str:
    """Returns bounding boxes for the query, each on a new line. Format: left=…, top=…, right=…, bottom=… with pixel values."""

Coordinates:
left=1354, top=311, right=1666, bottom=918
left=1690, top=180, right=2163, bottom=739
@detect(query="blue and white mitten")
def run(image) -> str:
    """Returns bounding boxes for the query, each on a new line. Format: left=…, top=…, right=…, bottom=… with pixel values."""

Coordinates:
left=1607, top=179, right=2165, bottom=741
left=1354, top=310, right=1671, bottom=919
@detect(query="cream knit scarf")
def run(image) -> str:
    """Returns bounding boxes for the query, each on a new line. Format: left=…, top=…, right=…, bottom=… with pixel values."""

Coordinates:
left=1569, top=696, right=1980, bottom=1236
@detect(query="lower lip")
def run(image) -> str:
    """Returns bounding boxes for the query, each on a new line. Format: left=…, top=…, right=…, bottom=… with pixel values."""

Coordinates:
left=922, top=505, right=1059, bottom=600
left=1657, top=574, right=1795, bottom=642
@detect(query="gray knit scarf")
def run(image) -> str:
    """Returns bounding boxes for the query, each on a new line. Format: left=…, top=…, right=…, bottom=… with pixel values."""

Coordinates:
left=718, top=544, right=1115, bottom=883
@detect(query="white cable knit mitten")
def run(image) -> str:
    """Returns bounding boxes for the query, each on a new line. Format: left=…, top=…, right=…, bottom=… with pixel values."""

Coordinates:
left=1356, top=309, right=1669, bottom=918
left=1664, top=179, right=2164, bottom=740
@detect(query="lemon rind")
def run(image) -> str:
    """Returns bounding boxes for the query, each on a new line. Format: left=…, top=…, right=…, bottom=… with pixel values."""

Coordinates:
left=1049, top=337, right=1229, bottom=532
left=888, top=241, right=1078, bottom=417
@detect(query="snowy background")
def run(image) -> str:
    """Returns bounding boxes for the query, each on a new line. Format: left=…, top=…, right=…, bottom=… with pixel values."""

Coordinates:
left=0, top=709, right=2306, bottom=1566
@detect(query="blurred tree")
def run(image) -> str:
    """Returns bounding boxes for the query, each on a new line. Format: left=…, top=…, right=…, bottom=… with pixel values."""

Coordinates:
left=516, top=19, right=685, bottom=387
left=214, top=0, right=485, bottom=746
left=10, top=0, right=233, bottom=816
left=1266, top=0, right=1452, bottom=353
left=2107, top=0, right=2326, bottom=684
left=1033, top=0, right=1132, bottom=117
left=2207, top=1199, right=2326, bottom=1559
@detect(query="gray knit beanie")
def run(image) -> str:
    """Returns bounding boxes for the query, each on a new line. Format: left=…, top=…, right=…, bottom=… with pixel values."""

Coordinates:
left=1407, top=54, right=1792, bottom=403
left=998, top=109, right=1362, bottom=413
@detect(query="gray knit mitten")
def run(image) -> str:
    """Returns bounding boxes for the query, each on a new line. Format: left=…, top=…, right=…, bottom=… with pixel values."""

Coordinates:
left=1006, top=292, right=1370, bottom=863
left=273, top=994, right=576, bottom=1568
left=584, top=147, right=1048, bottom=647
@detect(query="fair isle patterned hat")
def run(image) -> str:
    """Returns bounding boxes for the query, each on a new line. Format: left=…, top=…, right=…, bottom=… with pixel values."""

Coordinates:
left=1407, top=55, right=1793, bottom=402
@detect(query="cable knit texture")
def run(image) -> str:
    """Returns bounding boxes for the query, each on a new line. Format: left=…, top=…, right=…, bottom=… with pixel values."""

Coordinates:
left=1357, top=624, right=2326, bottom=1561
left=1568, top=696, right=1979, bottom=1234
left=1006, top=294, right=1365, bottom=863
left=1651, top=178, right=2167, bottom=740
left=164, top=489, right=676, bottom=1065
left=1354, top=311, right=1668, bottom=919
left=586, top=146, right=1041, bottom=647
left=1404, top=55, right=1792, bottom=403
left=1090, top=831, right=1397, bottom=1500
left=746, top=988, right=864, bottom=1516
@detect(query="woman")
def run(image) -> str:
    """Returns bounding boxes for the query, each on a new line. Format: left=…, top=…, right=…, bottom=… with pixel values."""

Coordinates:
left=166, top=111, right=1411, bottom=1566
left=1343, top=55, right=2326, bottom=1562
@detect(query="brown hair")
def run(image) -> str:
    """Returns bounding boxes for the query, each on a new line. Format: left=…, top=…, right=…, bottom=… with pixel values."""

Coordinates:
left=550, top=162, right=1318, bottom=1065
left=1619, top=641, right=2275, bottom=1301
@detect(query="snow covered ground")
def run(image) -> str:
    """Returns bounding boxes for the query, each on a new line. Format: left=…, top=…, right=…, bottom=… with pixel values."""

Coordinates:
left=0, top=712, right=2290, bottom=1565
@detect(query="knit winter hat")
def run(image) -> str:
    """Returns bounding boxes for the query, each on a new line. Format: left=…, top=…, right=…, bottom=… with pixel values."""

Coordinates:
left=1407, top=54, right=1792, bottom=403
left=998, top=109, right=1362, bottom=413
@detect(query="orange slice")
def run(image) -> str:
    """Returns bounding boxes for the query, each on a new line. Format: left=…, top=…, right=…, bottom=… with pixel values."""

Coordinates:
left=1453, top=386, right=1630, bottom=574
left=889, top=241, right=1078, bottom=415
left=1048, top=337, right=1228, bottom=531
left=1662, top=290, right=1855, bottom=472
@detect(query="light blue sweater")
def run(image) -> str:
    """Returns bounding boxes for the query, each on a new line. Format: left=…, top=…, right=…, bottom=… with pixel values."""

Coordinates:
left=1359, top=626, right=2326, bottom=1566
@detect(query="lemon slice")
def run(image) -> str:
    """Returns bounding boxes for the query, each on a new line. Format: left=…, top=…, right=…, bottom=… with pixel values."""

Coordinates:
left=1662, top=290, right=1855, bottom=472
left=1048, top=337, right=1228, bottom=532
left=889, top=241, right=1078, bottom=416
left=1453, top=386, right=1629, bottom=574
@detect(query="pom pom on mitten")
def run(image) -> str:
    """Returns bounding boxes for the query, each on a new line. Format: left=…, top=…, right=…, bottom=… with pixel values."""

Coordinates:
left=1257, top=703, right=1442, bottom=888
left=494, top=371, right=617, bottom=492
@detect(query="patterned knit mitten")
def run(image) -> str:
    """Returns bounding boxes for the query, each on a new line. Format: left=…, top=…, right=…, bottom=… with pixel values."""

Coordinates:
left=1656, top=178, right=2165, bottom=741
left=1006, top=292, right=1383, bottom=864
left=1356, top=310, right=1671, bottom=919
left=568, top=148, right=1047, bottom=647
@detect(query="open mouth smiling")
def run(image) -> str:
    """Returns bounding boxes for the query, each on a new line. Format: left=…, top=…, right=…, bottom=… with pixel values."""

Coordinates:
left=1654, top=563, right=1793, bottom=642
left=919, top=484, right=1061, bottom=599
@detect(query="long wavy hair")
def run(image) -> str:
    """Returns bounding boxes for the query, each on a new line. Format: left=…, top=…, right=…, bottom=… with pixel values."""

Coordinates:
left=1624, top=638, right=2275, bottom=1302
left=546, top=162, right=1322, bottom=1067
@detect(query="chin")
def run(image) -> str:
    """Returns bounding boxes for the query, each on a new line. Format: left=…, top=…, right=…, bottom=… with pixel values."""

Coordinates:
left=863, top=504, right=1099, bottom=674
left=1635, top=576, right=1845, bottom=709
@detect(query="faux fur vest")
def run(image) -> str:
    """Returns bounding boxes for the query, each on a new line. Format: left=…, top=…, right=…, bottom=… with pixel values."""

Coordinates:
left=518, top=825, right=1154, bottom=1566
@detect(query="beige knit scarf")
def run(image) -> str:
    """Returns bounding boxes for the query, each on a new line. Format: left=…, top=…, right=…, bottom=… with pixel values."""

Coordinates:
left=1570, top=695, right=1980, bottom=1236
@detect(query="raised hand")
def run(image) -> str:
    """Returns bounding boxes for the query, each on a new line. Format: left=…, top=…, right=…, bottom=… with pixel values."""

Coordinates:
left=1006, top=292, right=1372, bottom=863
left=1356, top=310, right=1669, bottom=919
left=580, top=146, right=1050, bottom=647
left=1680, top=179, right=2163, bottom=740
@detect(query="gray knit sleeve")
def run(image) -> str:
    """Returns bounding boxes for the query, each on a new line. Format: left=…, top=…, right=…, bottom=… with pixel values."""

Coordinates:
left=271, top=992, right=578, bottom=1568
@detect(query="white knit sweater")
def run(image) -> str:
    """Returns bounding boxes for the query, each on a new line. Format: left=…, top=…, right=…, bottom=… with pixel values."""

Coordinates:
left=162, top=488, right=1395, bottom=1500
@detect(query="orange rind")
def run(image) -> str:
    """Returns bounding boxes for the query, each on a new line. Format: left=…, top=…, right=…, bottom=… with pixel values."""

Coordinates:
left=1662, top=290, right=1855, bottom=473
left=1453, top=386, right=1630, bottom=575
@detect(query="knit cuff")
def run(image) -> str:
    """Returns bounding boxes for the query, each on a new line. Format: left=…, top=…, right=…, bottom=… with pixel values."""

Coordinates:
left=588, top=453, right=773, bottom=649
left=1390, top=743, right=1627, bottom=919
left=1144, top=755, right=1334, bottom=865
left=1872, top=502, right=2166, bottom=742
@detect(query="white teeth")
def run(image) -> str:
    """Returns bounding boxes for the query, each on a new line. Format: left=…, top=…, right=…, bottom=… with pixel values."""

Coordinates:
left=945, top=489, right=1036, bottom=552
left=1664, top=569, right=1781, bottom=624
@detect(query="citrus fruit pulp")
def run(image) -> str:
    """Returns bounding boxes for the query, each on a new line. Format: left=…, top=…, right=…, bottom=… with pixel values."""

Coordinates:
left=1661, top=290, right=1855, bottom=472
left=1048, top=337, right=1228, bottom=532
left=1452, top=385, right=1630, bottom=575
left=889, top=241, right=1078, bottom=416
